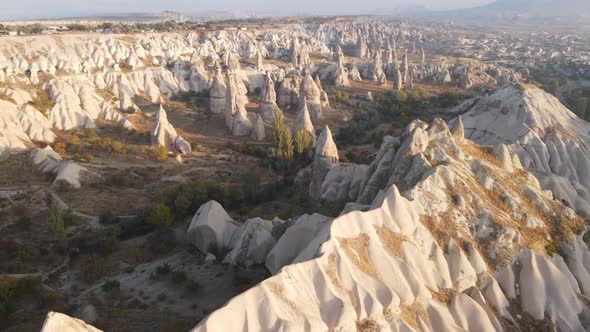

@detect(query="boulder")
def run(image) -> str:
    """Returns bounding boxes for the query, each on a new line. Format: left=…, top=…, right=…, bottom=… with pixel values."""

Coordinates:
left=187, top=201, right=240, bottom=256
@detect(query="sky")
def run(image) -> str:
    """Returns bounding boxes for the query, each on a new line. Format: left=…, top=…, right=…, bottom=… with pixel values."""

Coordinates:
left=0, top=0, right=494, bottom=20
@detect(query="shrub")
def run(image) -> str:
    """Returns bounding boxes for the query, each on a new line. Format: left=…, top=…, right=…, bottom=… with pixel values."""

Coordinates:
left=171, top=271, right=187, bottom=284
left=392, top=90, right=408, bottom=103
left=84, top=128, right=97, bottom=139
left=148, top=204, right=173, bottom=227
left=101, top=280, right=120, bottom=293
left=334, top=90, right=348, bottom=104
left=16, top=217, right=32, bottom=232
left=50, top=201, right=65, bottom=242
left=78, top=254, right=108, bottom=283
left=271, top=112, right=293, bottom=160
left=147, top=228, right=176, bottom=254
left=153, top=145, right=168, bottom=160
left=186, top=280, right=201, bottom=293
left=156, top=263, right=172, bottom=275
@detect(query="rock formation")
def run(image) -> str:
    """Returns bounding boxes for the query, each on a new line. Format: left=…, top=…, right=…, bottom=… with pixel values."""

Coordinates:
left=224, top=70, right=252, bottom=136
left=291, top=102, right=315, bottom=140
left=251, top=114, right=265, bottom=142
left=259, top=72, right=281, bottom=123
left=209, top=65, right=226, bottom=114
left=150, top=105, right=191, bottom=155
left=298, top=70, right=322, bottom=121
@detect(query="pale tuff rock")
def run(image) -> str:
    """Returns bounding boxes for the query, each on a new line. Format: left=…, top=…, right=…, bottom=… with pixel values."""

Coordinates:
left=251, top=114, right=265, bottom=142
left=291, top=102, right=315, bottom=140
left=224, top=70, right=252, bottom=136
left=372, top=51, right=387, bottom=85
left=209, top=67, right=226, bottom=114
left=17, top=104, right=56, bottom=143
left=349, top=65, right=362, bottom=82
left=392, top=67, right=403, bottom=91
left=452, top=84, right=590, bottom=216
left=291, top=38, right=310, bottom=68
left=309, top=126, right=341, bottom=201
left=314, top=125, right=338, bottom=162
left=150, top=105, right=191, bottom=155
left=41, top=312, right=102, bottom=332
left=265, top=213, right=332, bottom=274
left=277, top=76, right=299, bottom=111
left=298, top=71, right=322, bottom=121
left=0, top=100, right=35, bottom=154
left=223, top=217, right=279, bottom=267
left=186, top=200, right=240, bottom=257
left=194, top=186, right=498, bottom=331
left=334, top=64, right=350, bottom=87
left=195, top=112, right=589, bottom=331
left=30, top=146, right=95, bottom=189
left=402, top=52, right=409, bottom=83
left=259, top=72, right=281, bottom=123
left=314, top=75, right=330, bottom=108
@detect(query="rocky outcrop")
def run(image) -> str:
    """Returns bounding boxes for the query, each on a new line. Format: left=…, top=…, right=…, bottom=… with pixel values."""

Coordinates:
left=251, top=114, right=265, bottom=142
left=209, top=67, right=226, bottom=114
left=31, top=146, right=100, bottom=189
left=298, top=71, right=322, bottom=121
left=291, top=102, right=315, bottom=140
left=150, top=105, right=191, bottom=155
left=41, top=312, right=101, bottom=332
left=224, top=70, right=252, bottom=136
left=195, top=115, right=588, bottom=331
left=259, top=72, right=281, bottom=123
left=451, top=84, right=590, bottom=216
left=186, top=200, right=240, bottom=258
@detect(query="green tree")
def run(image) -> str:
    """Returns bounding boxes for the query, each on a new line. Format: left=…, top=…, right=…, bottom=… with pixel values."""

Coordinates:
left=293, top=128, right=314, bottom=155
left=50, top=201, right=65, bottom=241
left=270, top=111, right=294, bottom=162
left=148, top=204, right=173, bottom=227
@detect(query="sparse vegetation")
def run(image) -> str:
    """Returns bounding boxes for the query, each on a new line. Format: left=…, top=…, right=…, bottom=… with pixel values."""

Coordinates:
left=153, top=145, right=168, bottom=160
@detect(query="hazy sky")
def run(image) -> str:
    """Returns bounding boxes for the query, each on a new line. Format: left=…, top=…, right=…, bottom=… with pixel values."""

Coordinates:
left=0, top=0, right=494, bottom=20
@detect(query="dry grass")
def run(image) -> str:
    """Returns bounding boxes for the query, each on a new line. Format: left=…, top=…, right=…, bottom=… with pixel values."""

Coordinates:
left=429, top=288, right=456, bottom=304
left=356, top=318, right=378, bottom=332
left=399, top=301, right=428, bottom=330
left=460, top=142, right=500, bottom=166
left=338, top=234, right=378, bottom=279
left=266, top=281, right=298, bottom=312
left=28, top=90, right=54, bottom=116
left=374, top=225, right=407, bottom=258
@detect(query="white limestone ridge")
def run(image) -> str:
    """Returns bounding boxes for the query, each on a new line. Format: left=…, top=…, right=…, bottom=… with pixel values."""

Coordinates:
left=41, top=312, right=102, bottom=332
left=192, top=116, right=590, bottom=331
left=450, top=84, right=590, bottom=216
left=151, top=105, right=192, bottom=155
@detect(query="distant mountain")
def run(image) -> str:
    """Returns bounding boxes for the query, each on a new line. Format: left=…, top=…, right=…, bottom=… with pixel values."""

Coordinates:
left=56, top=10, right=190, bottom=23
left=420, top=0, right=590, bottom=29
left=475, top=0, right=590, bottom=17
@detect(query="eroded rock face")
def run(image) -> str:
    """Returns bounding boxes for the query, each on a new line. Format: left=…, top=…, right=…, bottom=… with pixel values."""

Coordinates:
left=186, top=200, right=240, bottom=257
left=194, top=116, right=589, bottom=332
left=151, top=105, right=191, bottom=155
left=451, top=84, right=590, bottom=216
left=224, top=70, right=252, bottom=137
left=41, top=312, right=102, bottom=332
left=31, top=146, right=98, bottom=189
left=259, top=72, right=282, bottom=123
left=298, top=71, right=322, bottom=121
left=251, top=114, right=265, bottom=142
left=209, top=67, right=227, bottom=114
